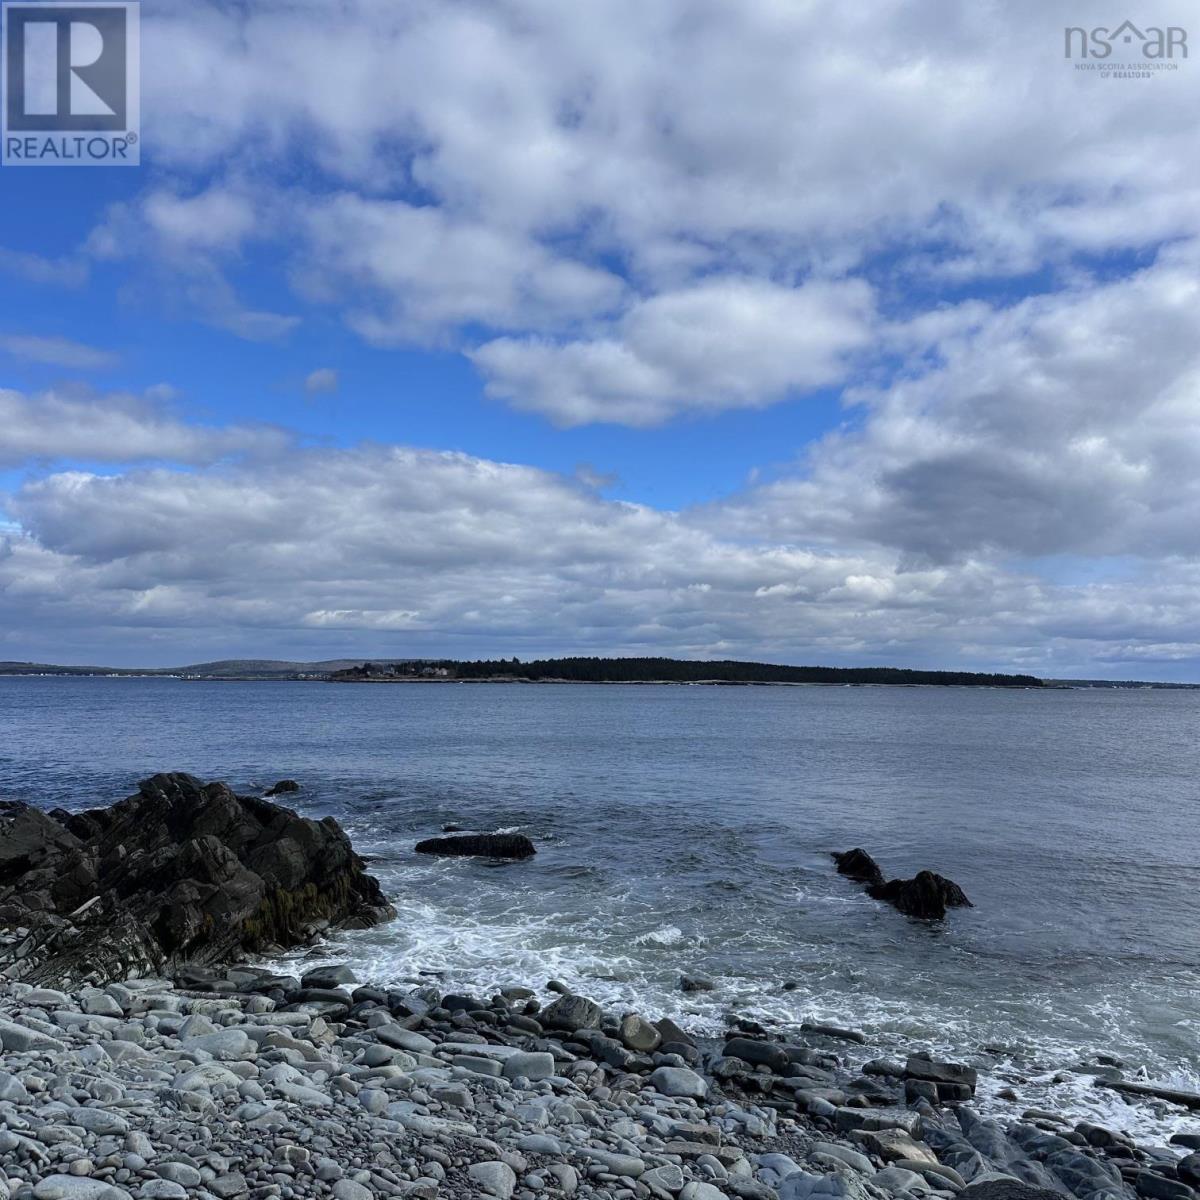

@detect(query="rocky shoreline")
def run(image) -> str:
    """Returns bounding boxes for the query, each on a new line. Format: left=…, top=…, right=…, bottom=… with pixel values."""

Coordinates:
left=1, top=777, right=1198, bottom=1200
left=2, top=962, right=1199, bottom=1200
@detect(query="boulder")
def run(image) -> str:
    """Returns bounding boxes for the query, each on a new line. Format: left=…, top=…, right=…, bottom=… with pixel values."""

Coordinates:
left=906, top=1054, right=978, bottom=1096
left=868, top=870, right=973, bottom=919
left=619, top=1013, right=662, bottom=1052
left=413, top=833, right=536, bottom=859
left=541, top=993, right=604, bottom=1031
left=264, top=780, right=300, bottom=796
left=724, top=1036, right=791, bottom=1074
left=0, top=772, right=394, bottom=987
left=831, top=849, right=885, bottom=886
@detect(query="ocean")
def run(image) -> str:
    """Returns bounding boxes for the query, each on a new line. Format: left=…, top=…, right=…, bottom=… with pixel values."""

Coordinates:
left=2, top=676, right=1198, bottom=1140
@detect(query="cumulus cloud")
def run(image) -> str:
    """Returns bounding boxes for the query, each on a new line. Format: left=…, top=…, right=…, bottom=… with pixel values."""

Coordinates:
left=714, top=242, right=1200, bottom=563
left=0, top=389, right=292, bottom=467
left=473, top=278, right=875, bottom=425
left=295, top=195, right=625, bottom=345
left=75, top=0, right=1195, bottom=422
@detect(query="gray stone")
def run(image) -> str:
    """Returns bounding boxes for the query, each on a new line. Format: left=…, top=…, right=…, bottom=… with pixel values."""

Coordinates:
left=0, top=1070, right=31, bottom=1103
left=518, top=1135, right=564, bottom=1155
left=332, top=1182, right=373, bottom=1200
left=680, top=1184, right=729, bottom=1200
left=182, top=1029, right=253, bottom=1060
left=0, top=1017, right=65, bottom=1053
left=153, top=1166, right=201, bottom=1189
left=579, top=1149, right=646, bottom=1178
left=207, top=1176, right=249, bottom=1199
left=32, top=1179, right=131, bottom=1200
left=651, top=1066, right=708, bottom=1099
left=906, top=1055, right=978, bottom=1092
left=376, top=1025, right=435, bottom=1054
left=644, top=1165, right=687, bottom=1195
left=503, top=1051, right=556, bottom=1081
left=1136, top=1174, right=1196, bottom=1200
left=724, top=1038, right=790, bottom=1075
left=619, top=1014, right=662, bottom=1052
left=469, top=1161, right=518, bottom=1199
left=137, top=1184, right=187, bottom=1200
left=541, top=994, right=603, bottom=1032
left=958, top=1184, right=1063, bottom=1200
left=810, top=1143, right=874, bottom=1175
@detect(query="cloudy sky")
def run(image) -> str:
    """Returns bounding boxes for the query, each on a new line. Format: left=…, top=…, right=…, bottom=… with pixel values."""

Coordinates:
left=2, top=0, right=1199, bottom=677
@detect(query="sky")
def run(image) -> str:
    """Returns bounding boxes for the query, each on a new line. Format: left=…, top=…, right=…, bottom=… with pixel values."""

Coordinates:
left=2, top=0, right=1200, bottom=677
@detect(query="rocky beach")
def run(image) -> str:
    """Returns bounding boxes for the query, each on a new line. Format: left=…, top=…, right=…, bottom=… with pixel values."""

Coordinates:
left=2, top=774, right=1199, bottom=1200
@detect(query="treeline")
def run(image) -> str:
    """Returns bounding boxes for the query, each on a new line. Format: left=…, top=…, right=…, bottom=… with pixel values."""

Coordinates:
left=436, top=657, right=1044, bottom=687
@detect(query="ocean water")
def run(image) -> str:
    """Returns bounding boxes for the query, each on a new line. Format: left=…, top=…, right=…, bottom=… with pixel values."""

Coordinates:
left=2, top=677, right=1198, bottom=1140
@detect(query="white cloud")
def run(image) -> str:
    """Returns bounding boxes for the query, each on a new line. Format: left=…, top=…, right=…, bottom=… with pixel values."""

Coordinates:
left=0, top=247, right=88, bottom=288
left=473, top=277, right=875, bottom=425
left=294, top=195, right=625, bottom=345
left=0, top=389, right=292, bottom=467
left=710, top=242, right=1200, bottom=566
left=0, top=335, right=118, bottom=371
left=71, top=0, right=1193, bottom=421
left=304, top=368, right=339, bottom=395
left=88, top=185, right=300, bottom=343
left=2, top=439, right=1199, bottom=676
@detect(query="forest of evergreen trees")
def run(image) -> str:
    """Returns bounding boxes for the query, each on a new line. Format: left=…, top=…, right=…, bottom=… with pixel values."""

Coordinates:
left=403, top=657, right=1045, bottom=687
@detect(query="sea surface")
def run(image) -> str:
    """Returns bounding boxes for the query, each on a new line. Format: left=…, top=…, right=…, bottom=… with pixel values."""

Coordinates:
left=2, top=677, right=1198, bottom=1139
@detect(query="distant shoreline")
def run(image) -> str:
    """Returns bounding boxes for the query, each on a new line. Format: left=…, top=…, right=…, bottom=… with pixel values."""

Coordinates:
left=1, top=672, right=1197, bottom=689
left=2, top=654, right=1197, bottom=687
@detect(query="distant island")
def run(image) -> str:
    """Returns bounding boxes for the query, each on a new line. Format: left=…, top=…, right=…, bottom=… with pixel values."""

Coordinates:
left=330, top=657, right=1046, bottom=687
left=2, top=656, right=1196, bottom=687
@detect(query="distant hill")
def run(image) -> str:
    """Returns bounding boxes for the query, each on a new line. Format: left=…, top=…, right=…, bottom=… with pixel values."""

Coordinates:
left=0, top=659, right=364, bottom=679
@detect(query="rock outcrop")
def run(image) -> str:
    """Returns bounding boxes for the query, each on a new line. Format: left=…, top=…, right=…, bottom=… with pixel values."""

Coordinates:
left=0, top=772, right=394, bottom=987
left=868, top=871, right=973, bottom=920
left=414, top=833, right=537, bottom=859
left=831, top=848, right=886, bottom=887
left=832, top=850, right=972, bottom=919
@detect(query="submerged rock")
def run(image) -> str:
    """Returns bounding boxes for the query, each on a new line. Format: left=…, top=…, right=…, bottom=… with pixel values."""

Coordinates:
left=0, top=772, right=395, bottom=987
left=264, top=779, right=300, bottom=796
left=413, top=833, right=537, bottom=859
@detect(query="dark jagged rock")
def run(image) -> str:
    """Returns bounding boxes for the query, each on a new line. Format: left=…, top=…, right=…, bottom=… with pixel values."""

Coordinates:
left=0, top=772, right=395, bottom=987
left=832, top=849, right=970, bottom=918
left=831, top=848, right=885, bottom=887
left=264, top=779, right=300, bottom=796
left=869, top=870, right=973, bottom=919
left=414, top=833, right=537, bottom=859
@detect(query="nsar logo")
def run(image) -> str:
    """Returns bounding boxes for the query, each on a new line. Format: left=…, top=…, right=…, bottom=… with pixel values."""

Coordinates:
left=1064, top=20, right=1187, bottom=59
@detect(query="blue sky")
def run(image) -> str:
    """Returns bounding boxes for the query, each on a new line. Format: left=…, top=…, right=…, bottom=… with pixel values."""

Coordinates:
left=2, top=1, right=1200, bottom=677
